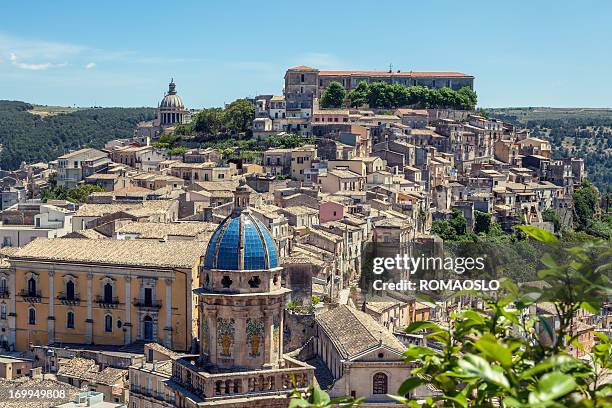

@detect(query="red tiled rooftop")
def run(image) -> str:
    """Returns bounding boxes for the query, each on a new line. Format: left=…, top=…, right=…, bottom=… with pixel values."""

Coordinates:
left=319, top=70, right=473, bottom=78
left=287, top=65, right=317, bottom=71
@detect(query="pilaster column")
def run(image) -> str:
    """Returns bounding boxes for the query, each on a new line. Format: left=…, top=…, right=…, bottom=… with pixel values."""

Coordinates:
left=186, top=273, right=193, bottom=352
left=124, top=276, right=131, bottom=345
left=208, top=309, right=218, bottom=366
left=47, top=271, right=55, bottom=344
left=164, top=278, right=172, bottom=348
left=8, top=267, right=16, bottom=349
left=263, top=309, right=272, bottom=366
left=86, top=272, right=93, bottom=344
left=234, top=307, right=247, bottom=367
left=278, top=308, right=285, bottom=362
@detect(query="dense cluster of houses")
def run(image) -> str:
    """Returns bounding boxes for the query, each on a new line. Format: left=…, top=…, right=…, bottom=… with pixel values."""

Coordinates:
left=0, top=69, right=606, bottom=408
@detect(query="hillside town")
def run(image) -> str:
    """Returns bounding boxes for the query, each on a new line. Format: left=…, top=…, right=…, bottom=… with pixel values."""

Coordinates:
left=0, top=66, right=608, bottom=408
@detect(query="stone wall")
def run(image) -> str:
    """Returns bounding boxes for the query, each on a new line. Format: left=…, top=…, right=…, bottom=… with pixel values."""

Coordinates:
left=283, top=310, right=315, bottom=353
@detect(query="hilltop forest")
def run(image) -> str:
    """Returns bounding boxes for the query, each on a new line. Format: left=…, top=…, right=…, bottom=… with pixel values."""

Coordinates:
left=0, top=100, right=154, bottom=170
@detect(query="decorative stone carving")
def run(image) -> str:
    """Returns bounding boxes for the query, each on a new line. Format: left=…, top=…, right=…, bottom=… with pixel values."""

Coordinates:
left=217, top=318, right=235, bottom=357
left=246, top=318, right=264, bottom=357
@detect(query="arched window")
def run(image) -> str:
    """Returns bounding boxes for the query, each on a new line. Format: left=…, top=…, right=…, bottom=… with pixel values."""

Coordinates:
left=66, top=280, right=75, bottom=300
left=104, top=283, right=113, bottom=303
left=105, top=315, right=112, bottom=332
left=0, top=303, right=6, bottom=320
left=67, top=311, right=75, bottom=329
left=372, top=372, right=388, bottom=395
left=28, top=308, right=36, bottom=325
left=0, top=277, right=6, bottom=293
left=28, top=277, right=37, bottom=296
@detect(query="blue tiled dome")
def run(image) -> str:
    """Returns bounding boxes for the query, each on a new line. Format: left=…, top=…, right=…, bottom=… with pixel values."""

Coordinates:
left=204, top=212, right=279, bottom=271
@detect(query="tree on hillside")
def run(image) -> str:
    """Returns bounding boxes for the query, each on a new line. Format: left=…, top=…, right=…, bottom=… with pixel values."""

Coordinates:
left=42, top=183, right=104, bottom=204
left=320, top=81, right=346, bottom=108
left=152, top=133, right=181, bottom=149
left=224, top=99, right=255, bottom=134
left=542, top=208, right=561, bottom=232
left=367, top=82, right=394, bottom=109
left=348, top=81, right=369, bottom=107
left=474, top=210, right=492, bottom=234
left=458, top=86, right=478, bottom=110
left=572, top=181, right=600, bottom=230
left=193, top=108, right=224, bottom=135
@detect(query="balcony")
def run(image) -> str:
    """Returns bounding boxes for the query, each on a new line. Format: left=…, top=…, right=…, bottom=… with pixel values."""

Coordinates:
left=172, top=355, right=313, bottom=401
left=133, top=298, right=162, bottom=309
left=130, top=385, right=173, bottom=405
left=95, top=296, right=120, bottom=309
left=0, top=289, right=9, bottom=298
left=19, top=289, right=42, bottom=302
left=57, top=292, right=80, bottom=306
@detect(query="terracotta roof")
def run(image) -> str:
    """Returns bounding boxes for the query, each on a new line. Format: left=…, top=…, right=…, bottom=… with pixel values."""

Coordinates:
left=365, top=301, right=401, bottom=314
left=76, top=200, right=175, bottom=217
left=145, top=342, right=180, bottom=359
left=316, top=305, right=406, bottom=359
left=12, top=238, right=205, bottom=269
left=58, top=358, right=126, bottom=386
left=116, top=221, right=216, bottom=239
left=288, top=65, right=317, bottom=71
left=319, top=70, right=473, bottom=78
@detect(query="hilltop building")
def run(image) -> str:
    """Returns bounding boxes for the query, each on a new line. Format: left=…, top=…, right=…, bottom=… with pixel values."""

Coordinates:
left=156, top=79, right=187, bottom=127
left=284, top=66, right=474, bottom=118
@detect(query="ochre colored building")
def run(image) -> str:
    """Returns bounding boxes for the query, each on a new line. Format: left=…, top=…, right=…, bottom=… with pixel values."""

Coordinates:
left=7, top=238, right=205, bottom=352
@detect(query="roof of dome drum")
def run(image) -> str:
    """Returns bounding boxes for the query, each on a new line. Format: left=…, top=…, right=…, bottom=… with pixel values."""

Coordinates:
left=159, top=79, right=185, bottom=109
left=203, top=211, right=279, bottom=271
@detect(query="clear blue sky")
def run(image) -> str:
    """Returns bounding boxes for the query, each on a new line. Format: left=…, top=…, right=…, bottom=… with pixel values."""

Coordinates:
left=1, top=0, right=611, bottom=108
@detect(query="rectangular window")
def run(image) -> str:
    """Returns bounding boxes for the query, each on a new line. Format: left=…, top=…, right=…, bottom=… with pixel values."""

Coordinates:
left=144, top=288, right=152, bottom=306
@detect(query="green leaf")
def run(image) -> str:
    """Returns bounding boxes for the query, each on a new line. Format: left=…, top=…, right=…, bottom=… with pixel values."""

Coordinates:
left=311, top=386, right=331, bottom=405
left=528, top=371, right=576, bottom=404
left=444, top=393, right=468, bottom=408
left=474, top=334, right=513, bottom=367
left=520, top=355, right=580, bottom=379
left=289, top=399, right=312, bottom=408
left=579, top=301, right=600, bottom=314
left=403, top=346, right=437, bottom=360
left=461, top=310, right=486, bottom=324
left=502, top=397, right=524, bottom=407
left=456, top=354, right=510, bottom=389
left=540, top=253, right=559, bottom=269
left=516, top=225, right=559, bottom=242
left=404, top=321, right=442, bottom=334
left=398, top=377, right=425, bottom=396
left=388, top=395, right=420, bottom=407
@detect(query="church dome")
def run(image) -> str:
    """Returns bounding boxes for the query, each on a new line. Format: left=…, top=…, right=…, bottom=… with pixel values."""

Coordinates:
left=203, top=211, right=279, bottom=271
left=159, top=79, right=185, bottom=109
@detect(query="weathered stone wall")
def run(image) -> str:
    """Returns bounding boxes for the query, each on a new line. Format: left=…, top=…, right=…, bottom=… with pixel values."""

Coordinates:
left=283, top=310, right=315, bottom=353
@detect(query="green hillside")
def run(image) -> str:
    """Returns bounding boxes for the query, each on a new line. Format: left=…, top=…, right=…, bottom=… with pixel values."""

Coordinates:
left=488, top=107, right=612, bottom=192
left=0, top=100, right=155, bottom=170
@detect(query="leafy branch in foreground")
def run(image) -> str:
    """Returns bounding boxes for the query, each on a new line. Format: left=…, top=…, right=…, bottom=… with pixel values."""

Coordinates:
left=289, top=226, right=612, bottom=407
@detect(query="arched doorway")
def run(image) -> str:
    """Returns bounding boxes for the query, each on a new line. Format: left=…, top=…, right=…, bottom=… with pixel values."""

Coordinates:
left=143, top=315, right=153, bottom=341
